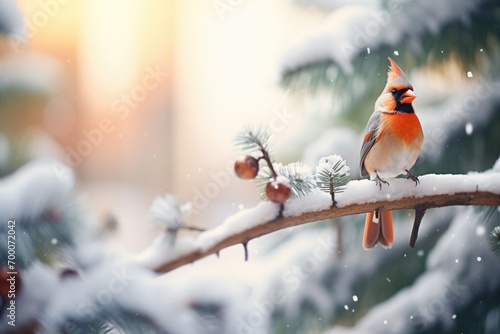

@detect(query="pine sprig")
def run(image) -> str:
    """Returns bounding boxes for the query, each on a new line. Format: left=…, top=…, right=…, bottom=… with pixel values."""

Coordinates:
left=149, top=194, right=204, bottom=245
left=49, top=308, right=158, bottom=334
left=490, top=225, right=500, bottom=258
left=233, top=125, right=271, bottom=155
left=277, top=163, right=316, bottom=199
left=315, top=155, right=350, bottom=204
left=234, top=127, right=352, bottom=204
left=255, top=163, right=315, bottom=201
left=234, top=127, right=352, bottom=221
left=0, top=205, right=81, bottom=269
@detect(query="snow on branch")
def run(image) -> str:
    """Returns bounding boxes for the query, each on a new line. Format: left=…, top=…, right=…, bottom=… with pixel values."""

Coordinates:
left=280, top=0, right=485, bottom=77
left=136, top=172, right=500, bottom=274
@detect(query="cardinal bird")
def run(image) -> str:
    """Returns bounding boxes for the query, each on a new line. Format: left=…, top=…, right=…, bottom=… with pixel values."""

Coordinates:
left=359, top=57, right=424, bottom=249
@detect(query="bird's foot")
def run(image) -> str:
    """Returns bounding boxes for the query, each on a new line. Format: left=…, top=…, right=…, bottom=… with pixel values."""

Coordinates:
left=405, top=169, right=420, bottom=186
left=374, top=173, right=389, bottom=191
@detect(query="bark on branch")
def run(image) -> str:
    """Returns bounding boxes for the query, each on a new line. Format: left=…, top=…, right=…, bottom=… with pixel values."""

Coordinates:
left=151, top=187, right=500, bottom=274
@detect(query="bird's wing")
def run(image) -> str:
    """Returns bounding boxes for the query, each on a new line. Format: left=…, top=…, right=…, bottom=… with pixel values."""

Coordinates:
left=359, top=111, right=381, bottom=177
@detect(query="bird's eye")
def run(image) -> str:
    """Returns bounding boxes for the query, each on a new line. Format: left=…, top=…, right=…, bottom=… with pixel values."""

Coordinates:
left=391, top=89, right=397, bottom=95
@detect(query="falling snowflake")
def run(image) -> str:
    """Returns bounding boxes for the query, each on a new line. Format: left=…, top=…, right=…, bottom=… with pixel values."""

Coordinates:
left=467, top=71, right=473, bottom=78
left=465, top=122, right=473, bottom=136
left=393, top=50, right=399, bottom=56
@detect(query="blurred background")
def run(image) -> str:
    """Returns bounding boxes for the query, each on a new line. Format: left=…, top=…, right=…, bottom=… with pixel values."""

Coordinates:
left=0, top=0, right=324, bottom=252
left=1, top=0, right=499, bottom=333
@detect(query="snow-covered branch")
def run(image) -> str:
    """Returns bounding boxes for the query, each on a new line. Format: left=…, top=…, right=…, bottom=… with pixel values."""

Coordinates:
left=280, top=0, right=486, bottom=77
left=136, top=172, right=500, bottom=274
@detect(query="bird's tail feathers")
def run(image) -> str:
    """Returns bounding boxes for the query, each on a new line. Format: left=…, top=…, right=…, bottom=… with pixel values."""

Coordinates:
left=363, top=210, right=393, bottom=250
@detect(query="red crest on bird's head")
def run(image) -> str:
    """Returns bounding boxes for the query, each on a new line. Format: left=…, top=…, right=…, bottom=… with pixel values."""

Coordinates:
left=385, top=57, right=413, bottom=91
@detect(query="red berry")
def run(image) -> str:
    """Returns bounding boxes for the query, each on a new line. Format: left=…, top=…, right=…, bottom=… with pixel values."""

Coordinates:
left=234, top=156, right=259, bottom=179
left=0, top=267, right=22, bottom=298
left=266, top=177, right=291, bottom=204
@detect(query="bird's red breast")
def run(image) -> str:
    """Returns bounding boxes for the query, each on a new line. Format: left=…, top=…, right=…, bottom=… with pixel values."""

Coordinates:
left=378, top=111, right=423, bottom=146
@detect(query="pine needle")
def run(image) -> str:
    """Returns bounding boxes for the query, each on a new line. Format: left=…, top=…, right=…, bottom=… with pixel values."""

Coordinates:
left=256, top=162, right=316, bottom=200
left=490, top=225, right=500, bottom=258
left=275, top=162, right=316, bottom=199
left=233, top=125, right=271, bottom=154
left=315, top=155, right=350, bottom=203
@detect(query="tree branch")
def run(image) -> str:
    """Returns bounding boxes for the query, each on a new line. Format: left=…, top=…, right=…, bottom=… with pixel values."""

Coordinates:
left=409, top=205, right=428, bottom=248
left=143, top=174, right=500, bottom=274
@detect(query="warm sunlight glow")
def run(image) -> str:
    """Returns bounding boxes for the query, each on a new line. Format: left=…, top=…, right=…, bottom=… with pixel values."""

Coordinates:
left=79, top=0, right=142, bottom=112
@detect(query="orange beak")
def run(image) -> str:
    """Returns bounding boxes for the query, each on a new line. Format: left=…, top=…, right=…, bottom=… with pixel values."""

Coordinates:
left=400, top=89, right=416, bottom=104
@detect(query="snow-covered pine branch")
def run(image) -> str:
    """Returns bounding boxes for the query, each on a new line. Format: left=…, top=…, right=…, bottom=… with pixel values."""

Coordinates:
left=136, top=172, right=500, bottom=274
left=278, top=0, right=499, bottom=127
left=280, top=0, right=492, bottom=78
